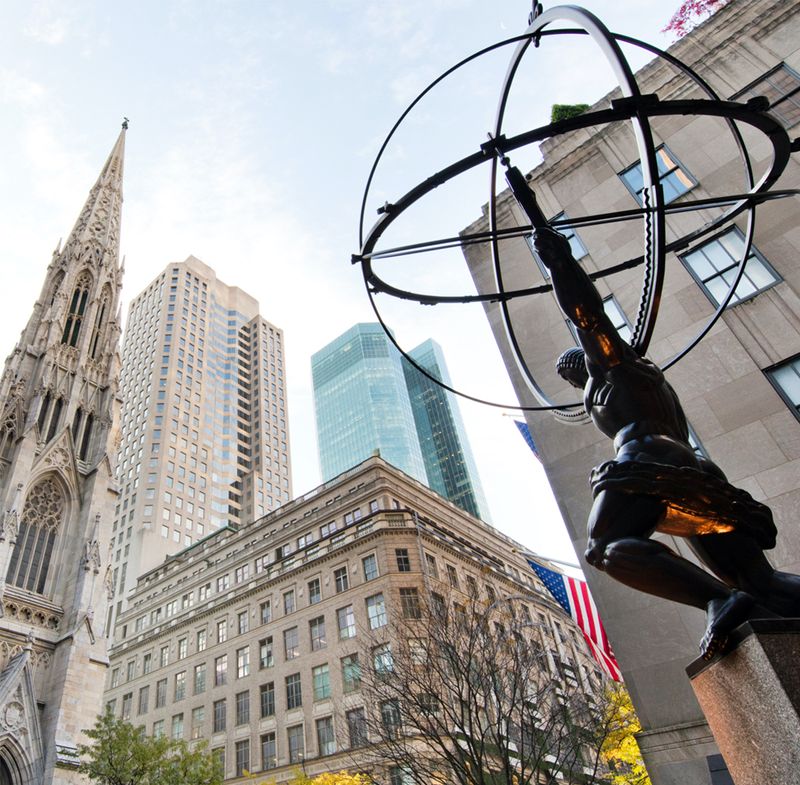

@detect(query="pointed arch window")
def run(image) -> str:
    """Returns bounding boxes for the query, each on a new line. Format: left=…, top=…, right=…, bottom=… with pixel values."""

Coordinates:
left=89, top=286, right=111, bottom=360
left=6, top=477, right=65, bottom=594
left=72, top=408, right=94, bottom=461
left=62, top=273, right=92, bottom=348
left=0, top=412, right=15, bottom=463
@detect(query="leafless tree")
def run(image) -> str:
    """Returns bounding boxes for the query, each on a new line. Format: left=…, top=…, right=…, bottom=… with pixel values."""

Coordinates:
left=351, top=587, right=613, bottom=785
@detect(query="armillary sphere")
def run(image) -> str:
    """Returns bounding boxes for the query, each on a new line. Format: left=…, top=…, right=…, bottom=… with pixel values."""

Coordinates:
left=353, top=4, right=799, bottom=412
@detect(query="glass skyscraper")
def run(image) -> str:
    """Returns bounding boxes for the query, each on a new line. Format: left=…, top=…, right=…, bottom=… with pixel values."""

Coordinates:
left=403, top=340, right=490, bottom=521
left=312, top=324, right=426, bottom=484
left=312, top=323, right=490, bottom=521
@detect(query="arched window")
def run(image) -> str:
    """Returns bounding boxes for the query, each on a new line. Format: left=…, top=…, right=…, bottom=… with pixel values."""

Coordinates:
left=89, top=285, right=111, bottom=360
left=0, top=413, right=15, bottom=463
left=72, top=407, right=95, bottom=461
left=6, top=477, right=65, bottom=594
left=45, top=398, right=62, bottom=444
left=61, top=272, right=92, bottom=348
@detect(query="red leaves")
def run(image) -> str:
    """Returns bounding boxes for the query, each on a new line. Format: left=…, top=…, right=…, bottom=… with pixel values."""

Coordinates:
left=662, top=0, right=730, bottom=37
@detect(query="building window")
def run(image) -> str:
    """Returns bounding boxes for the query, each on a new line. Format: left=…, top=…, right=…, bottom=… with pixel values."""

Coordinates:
left=341, top=653, right=361, bottom=693
left=214, top=654, right=227, bottom=686
left=446, top=564, right=459, bottom=589
left=259, top=636, right=274, bottom=669
left=766, top=355, right=800, bottom=421
left=6, top=476, right=64, bottom=594
left=237, top=610, right=249, bottom=635
left=733, top=63, right=800, bottom=128
left=424, top=553, right=439, bottom=579
left=312, top=663, right=331, bottom=700
left=373, top=643, right=394, bottom=678
left=287, top=724, right=304, bottom=764
left=308, top=577, right=321, bottom=605
left=260, top=681, right=275, bottom=717
left=284, top=627, right=299, bottom=660
left=337, top=605, right=356, bottom=639
left=381, top=700, right=401, bottom=738
left=177, top=637, right=188, bottom=660
left=235, top=690, right=250, bottom=725
left=213, top=699, right=226, bottom=733
left=155, top=679, right=167, bottom=708
left=620, top=145, right=696, bottom=204
left=309, top=616, right=327, bottom=651
left=194, top=663, right=206, bottom=694
left=152, top=719, right=164, bottom=738
left=196, top=629, right=207, bottom=652
left=174, top=671, right=186, bottom=701
left=362, top=554, right=378, bottom=581
left=171, top=713, right=184, bottom=740
left=260, top=600, right=271, bottom=624
left=190, top=706, right=204, bottom=740
left=61, top=272, right=92, bottom=347
left=237, top=646, right=250, bottom=678
left=603, top=296, right=632, bottom=343
left=261, top=732, right=277, bottom=770
left=680, top=228, right=780, bottom=307
left=346, top=707, right=367, bottom=747
left=316, top=716, right=336, bottom=756
left=137, top=686, right=149, bottom=715
left=235, top=739, right=250, bottom=778
left=334, top=566, right=349, bottom=593
left=286, top=673, right=302, bottom=709
left=399, top=587, right=421, bottom=619
left=366, top=593, right=387, bottom=629
left=216, top=618, right=227, bottom=643
left=395, top=548, right=411, bottom=572
left=390, top=766, right=414, bottom=785
left=283, top=589, right=296, bottom=615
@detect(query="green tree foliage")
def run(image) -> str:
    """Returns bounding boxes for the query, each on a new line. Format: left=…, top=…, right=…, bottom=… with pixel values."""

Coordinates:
left=551, top=104, right=590, bottom=123
left=599, top=683, right=652, bottom=785
left=78, top=710, right=223, bottom=785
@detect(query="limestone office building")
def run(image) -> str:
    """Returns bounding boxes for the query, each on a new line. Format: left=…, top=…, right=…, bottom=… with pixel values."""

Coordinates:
left=461, top=1, right=800, bottom=783
left=103, top=457, right=605, bottom=783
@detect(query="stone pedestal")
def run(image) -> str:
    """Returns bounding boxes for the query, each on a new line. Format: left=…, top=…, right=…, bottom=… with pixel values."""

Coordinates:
left=686, top=619, right=800, bottom=785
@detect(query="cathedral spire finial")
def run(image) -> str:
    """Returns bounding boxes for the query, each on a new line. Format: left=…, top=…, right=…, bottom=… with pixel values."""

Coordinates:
left=122, top=117, right=129, bottom=130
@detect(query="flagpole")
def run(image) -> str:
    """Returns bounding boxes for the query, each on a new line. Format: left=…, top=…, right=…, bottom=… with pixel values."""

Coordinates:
left=512, top=547, right=582, bottom=571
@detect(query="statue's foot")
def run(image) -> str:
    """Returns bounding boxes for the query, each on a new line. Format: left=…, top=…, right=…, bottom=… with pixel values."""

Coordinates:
left=700, top=591, right=754, bottom=661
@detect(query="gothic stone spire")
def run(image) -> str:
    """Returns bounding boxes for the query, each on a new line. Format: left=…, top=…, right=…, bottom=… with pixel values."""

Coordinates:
left=0, top=124, right=128, bottom=782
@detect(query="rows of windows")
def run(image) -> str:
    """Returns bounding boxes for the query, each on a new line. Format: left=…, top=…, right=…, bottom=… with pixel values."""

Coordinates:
left=115, top=592, right=386, bottom=691
left=130, top=545, right=379, bottom=636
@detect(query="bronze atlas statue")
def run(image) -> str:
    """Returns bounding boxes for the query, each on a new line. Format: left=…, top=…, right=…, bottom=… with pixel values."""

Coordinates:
left=532, top=227, right=800, bottom=660
left=353, top=5, right=800, bottom=659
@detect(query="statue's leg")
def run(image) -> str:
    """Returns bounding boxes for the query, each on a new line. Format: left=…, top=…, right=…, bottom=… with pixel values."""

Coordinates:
left=587, top=490, right=754, bottom=659
left=691, top=533, right=800, bottom=617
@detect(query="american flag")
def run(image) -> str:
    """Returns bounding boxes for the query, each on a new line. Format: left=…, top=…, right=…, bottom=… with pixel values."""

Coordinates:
left=527, top=559, right=622, bottom=682
left=513, top=419, right=540, bottom=461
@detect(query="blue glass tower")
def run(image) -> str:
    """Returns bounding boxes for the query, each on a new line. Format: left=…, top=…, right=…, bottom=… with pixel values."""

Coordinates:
left=311, top=324, right=427, bottom=484
left=403, top=340, right=491, bottom=521
left=312, top=324, right=490, bottom=521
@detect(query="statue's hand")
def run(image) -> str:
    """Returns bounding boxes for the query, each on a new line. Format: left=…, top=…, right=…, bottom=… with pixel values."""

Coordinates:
left=533, top=226, right=574, bottom=269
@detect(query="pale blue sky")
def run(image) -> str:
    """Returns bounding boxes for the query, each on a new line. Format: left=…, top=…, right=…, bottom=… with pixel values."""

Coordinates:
left=0, top=0, right=678, bottom=565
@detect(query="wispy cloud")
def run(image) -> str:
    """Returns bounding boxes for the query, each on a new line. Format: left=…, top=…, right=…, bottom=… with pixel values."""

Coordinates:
left=0, top=69, right=46, bottom=106
left=23, top=1, right=71, bottom=44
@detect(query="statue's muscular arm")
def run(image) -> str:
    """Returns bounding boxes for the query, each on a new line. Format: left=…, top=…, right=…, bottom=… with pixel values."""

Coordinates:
left=534, top=227, right=634, bottom=374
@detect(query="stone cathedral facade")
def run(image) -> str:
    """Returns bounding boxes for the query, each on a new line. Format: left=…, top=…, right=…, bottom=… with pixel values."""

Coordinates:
left=0, top=126, right=126, bottom=783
